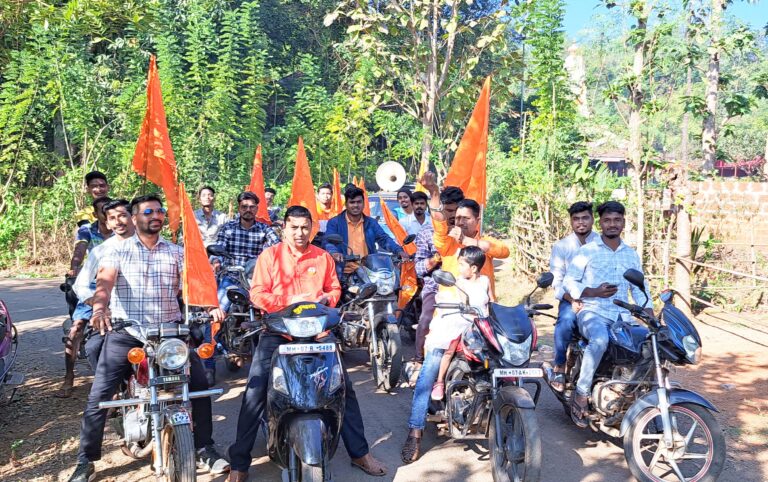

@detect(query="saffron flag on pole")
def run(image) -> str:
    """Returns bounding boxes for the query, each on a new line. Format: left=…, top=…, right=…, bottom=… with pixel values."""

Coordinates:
left=180, top=182, right=219, bottom=308
left=379, top=196, right=418, bottom=308
left=444, top=76, right=490, bottom=207
left=247, top=144, right=271, bottom=224
left=332, top=168, right=343, bottom=216
left=287, top=137, right=319, bottom=239
left=132, top=55, right=181, bottom=232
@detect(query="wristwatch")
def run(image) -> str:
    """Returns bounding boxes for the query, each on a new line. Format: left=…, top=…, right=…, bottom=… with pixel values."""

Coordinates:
left=430, top=202, right=444, bottom=213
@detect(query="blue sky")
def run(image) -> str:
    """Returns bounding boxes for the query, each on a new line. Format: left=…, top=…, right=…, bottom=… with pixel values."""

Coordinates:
left=563, top=1, right=768, bottom=40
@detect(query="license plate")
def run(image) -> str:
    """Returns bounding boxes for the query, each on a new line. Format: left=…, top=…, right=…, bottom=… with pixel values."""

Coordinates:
left=278, top=343, right=336, bottom=355
left=493, top=368, right=543, bottom=379
left=169, top=410, right=191, bottom=426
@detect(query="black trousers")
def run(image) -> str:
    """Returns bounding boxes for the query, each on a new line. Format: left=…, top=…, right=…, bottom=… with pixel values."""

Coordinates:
left=228, top=334, right=369, bottom=471
left=78, top=331, right=213, bottom=463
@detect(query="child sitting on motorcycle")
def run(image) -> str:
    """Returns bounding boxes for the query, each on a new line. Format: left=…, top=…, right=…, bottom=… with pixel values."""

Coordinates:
left=429, top=246, right=494, bottom=400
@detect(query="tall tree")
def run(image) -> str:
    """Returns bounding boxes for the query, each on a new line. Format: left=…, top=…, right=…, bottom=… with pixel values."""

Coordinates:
left=701, top=0, right=724, bottom=171
left=325, top=0, right=512, bottom=177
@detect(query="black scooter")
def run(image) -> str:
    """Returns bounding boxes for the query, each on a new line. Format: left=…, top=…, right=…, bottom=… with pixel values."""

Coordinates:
left=227, top=285, right=376, bottom=482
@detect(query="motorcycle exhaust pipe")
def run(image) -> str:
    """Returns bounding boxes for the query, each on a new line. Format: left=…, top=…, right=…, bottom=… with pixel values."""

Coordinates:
left=98, top=388, right=223, bottom=409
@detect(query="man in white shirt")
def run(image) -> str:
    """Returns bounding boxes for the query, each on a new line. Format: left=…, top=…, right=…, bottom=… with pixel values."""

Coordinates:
left=563, top=201, right=653, bottom=427
left=55, top=199, right=134, bottom=398
left=400, top=191, right=431, bottom=236
left=547, top=201, right=599, bottom=392
left=195, top=186, right=229, bottom=247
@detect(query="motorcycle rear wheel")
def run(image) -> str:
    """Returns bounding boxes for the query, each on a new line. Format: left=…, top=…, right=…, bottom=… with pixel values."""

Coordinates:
left=371, top=322, right=402, bottom=391
left=489, top=404, right=542, bottom=482
left=624, top=402, right=725, bottom=482
left=160, top=423, right=196, bottom=482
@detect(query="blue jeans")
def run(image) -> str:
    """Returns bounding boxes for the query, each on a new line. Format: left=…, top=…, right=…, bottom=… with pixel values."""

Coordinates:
left=216, top=276, right=239, bottom=313
left=202, top=323, right=216, bottom=370
left=554, top=300, right=578, bottom=366
left=575, top=311, right=613, bottom=396
left=407, top=348, right=445, bottom=430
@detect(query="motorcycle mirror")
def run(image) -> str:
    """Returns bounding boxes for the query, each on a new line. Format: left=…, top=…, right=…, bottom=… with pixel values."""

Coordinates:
left=325, top=234, right=344, bottom=245
left=432, top=270, right=456, bottom=287
left=623, top=269, right=645, bottom=290
left=226, top=287, right=250, bottom=306
left=358, top=283, right=378, bottom=300
left=206, top=244, right=227, bottom=257
left=536, top=272, right=554, bottom=289
left=403, top=234, right=416, bottom=245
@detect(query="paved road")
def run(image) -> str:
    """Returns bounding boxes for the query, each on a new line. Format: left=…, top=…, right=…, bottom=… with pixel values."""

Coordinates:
left=0, top=279, right=760, bottom=481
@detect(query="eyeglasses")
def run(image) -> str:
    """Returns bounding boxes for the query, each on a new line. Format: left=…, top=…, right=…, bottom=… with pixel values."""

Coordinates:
left=142, top=207, right=167, bottom=216
left=240, top=205, right=259, bottom=211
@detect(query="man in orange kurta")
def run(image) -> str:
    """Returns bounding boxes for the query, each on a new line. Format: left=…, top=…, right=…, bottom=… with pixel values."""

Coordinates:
left=420, top=172, right=509, bottom=298
left=228, top=206, right=388, bottom=480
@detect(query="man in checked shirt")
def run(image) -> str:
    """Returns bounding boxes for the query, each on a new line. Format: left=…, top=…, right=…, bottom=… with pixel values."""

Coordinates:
left=563, top=201, right=653, bottom=428
left=67, top=194, right=229, bottom=482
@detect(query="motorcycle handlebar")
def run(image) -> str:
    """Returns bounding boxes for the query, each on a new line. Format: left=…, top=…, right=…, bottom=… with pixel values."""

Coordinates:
left=612, top=299, right=641, bottom=313
left=343, top=255, right=362, bottom=263
left=531, top=303, right=553, bottom=311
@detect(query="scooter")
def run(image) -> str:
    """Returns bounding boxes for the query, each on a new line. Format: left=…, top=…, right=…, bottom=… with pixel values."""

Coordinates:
left=544, top=269, right=725, bottom=482
left=226, top=284, right=377, bottom=482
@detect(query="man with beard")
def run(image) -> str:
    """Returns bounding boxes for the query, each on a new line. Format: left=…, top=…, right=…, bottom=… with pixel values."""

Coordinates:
left=400, top=191, right=431, bottom=236
left=546, top=201, right=600, bottom=392
left=412, top=186, right=464, bottom=363
left=227, top=206, right=387, bottom=481
left=324, top=185, right=405, bottom=278
left=67, top=195, right=228, bottom=482
left=563, top=201, right=653, bottom=427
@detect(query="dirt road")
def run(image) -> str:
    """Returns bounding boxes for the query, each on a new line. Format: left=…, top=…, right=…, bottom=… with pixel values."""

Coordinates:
left=0, top=278, right=765, bottom=481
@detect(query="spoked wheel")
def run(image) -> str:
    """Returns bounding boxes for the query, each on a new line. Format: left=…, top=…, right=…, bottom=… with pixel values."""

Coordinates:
left=489, top=404, right=541, bottom=482
left=371, top=322, right=402, bottom=391
left=160, top=423, right=196, bottom=482
left=624, top=402, right=725, bottom=482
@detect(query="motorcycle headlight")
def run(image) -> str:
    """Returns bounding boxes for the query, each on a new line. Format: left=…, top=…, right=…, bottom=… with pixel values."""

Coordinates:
left=499, top=334, right=533, bottom=366
left=156, top=339, right=189, bottom=371
left=283, top=316, right=325, bottom=338
left=272, top=366, right=288, bottom=395
left=329, top=361, right=343, bottom=393
left=369, top=270, right=396, bottom=295
left=682, top=335, right=701, bottom=365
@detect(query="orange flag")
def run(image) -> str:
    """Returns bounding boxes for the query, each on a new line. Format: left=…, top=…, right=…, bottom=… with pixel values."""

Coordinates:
left=287, top=137, right=319, bottom=239
left=380, top=196, right=418, bottom=308
left=247, top=145, right=271, bottom=224
left=180, top=182, right=219, bottom=308
left=415, top=161, right=428, bottom=194
left=332, top=168, right=343, bottom=216
left=355, top=177, right=371, bottom=216
left=132, top=55, right=181, bottom=232
left=444, top=76, right=490, bottom=207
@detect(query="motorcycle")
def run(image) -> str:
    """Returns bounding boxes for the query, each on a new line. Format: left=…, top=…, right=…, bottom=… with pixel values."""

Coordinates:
left=544, top=269, right=725, bottom=482
left=206, top=244, right=259, bottom=371
left=98, top=314, right=223, bottom=481
left=427, top=270, right=555, bottom=482
left=396, top=256, right=422, bottom=344
left=325, top=233, right=415, bottom=391
left=0, top=300, right=23, bottom=401
left=226, top=284, right=377, bottom=482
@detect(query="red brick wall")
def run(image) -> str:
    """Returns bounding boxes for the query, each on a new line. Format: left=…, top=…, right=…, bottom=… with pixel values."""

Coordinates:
left=689, top=181, right=768, bottom=242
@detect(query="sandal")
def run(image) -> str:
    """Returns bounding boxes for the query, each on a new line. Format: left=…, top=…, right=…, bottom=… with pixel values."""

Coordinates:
left=549, top=369, right=565, bottom=392
left=430, top=381, right=445, bottom=400
left=350, top=454, right=387, bottom=476
left=400, top=432, right=422, bottom=464
left=53, top=377, right=74, bottom=399
left=570, top=392, right=589, bottom=428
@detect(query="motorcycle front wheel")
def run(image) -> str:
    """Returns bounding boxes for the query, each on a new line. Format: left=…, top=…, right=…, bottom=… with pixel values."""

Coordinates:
left=161, top=423, right=196, bottom=482
left=371, top=322, right=402, bottom=391
left=624, top=402, right=725, bottom=482
left=489, top=405, right=542, bottom=482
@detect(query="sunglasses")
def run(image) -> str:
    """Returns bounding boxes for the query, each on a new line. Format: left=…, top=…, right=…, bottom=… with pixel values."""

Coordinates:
left=142, top=207, right=167, bottom=216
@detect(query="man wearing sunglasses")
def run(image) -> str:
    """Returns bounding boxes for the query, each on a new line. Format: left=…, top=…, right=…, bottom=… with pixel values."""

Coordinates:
left=68, top=194, right=229, bottom=482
